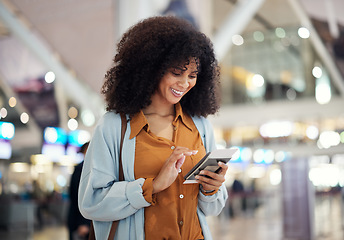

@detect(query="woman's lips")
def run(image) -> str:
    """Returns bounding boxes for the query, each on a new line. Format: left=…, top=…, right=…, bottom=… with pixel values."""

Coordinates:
left=171, top=88, right=184, bottom=97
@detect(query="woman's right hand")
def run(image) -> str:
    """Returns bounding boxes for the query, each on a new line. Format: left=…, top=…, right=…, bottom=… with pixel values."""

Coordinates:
left=152, top=147, right=197, bottom=194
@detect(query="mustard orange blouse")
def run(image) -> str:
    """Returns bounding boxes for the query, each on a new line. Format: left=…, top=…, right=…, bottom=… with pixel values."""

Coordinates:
left=130, top=103, right=207, bottom=240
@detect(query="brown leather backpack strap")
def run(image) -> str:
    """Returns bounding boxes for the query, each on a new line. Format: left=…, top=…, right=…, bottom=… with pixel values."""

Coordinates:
left=88, top=222, right=95, bottom=240
left=89, top=113, right=127, bottom=240
left=107, top=221, right=119, bottom=240
left=118, top=113, right=127, bottom=182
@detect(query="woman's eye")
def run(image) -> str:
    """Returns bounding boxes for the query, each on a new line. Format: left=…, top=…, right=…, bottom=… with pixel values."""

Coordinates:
left=172, top=71, right=181, bottom=76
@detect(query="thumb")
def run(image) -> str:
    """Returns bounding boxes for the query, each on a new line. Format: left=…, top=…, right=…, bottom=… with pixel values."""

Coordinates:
left=175, top=155, right=185, bottom=170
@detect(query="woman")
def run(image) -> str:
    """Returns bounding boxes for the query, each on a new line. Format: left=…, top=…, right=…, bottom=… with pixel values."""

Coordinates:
left=78, top=16, right=228, bottom=240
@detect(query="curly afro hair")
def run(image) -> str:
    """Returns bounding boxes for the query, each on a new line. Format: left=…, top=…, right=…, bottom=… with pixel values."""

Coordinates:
left=102, top=15, right=220, bottom=117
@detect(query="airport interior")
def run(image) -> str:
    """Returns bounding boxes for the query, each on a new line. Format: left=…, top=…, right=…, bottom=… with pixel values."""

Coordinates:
left=0, top=0, right=344, bottom=239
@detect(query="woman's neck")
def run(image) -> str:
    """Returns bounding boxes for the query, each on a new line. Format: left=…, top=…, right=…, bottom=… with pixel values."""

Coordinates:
left=143, top=102, right=175, bottom=117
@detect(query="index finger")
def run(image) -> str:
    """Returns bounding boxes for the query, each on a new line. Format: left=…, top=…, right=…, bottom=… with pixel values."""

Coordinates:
left=173, top=146, right=198, bottom=156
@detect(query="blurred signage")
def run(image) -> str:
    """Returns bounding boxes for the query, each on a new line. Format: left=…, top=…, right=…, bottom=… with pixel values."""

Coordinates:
left=0, top=122, right=14, bottom=159
left=14, top=77, right=60, bottom=129
left=0, top=121, right=15, bottom=140
left=0, top=139, right=12, bottom=159
left=43, top=127, right=67, bottom=145
left=41, top=127, right=90, bottom=163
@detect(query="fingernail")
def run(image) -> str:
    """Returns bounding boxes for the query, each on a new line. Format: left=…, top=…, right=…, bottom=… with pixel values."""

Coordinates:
left=192, top=150, right=198, bottom=154
left=200, top=171, right=204, bottom=175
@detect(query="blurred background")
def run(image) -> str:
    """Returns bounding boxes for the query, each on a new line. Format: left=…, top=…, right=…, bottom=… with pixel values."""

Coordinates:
left=0, top=0, right=343, bottom=239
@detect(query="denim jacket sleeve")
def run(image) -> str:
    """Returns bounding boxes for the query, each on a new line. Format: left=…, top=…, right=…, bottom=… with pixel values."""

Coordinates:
left=78, top=112, right=150, bottom=222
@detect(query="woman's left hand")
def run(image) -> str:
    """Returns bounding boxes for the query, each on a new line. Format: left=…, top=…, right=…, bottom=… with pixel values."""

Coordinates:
left=195, top=161, right=228, bottom=193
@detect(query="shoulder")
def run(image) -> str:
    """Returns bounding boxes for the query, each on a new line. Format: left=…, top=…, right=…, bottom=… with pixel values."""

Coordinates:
left=191, top=116, right=213, bottom=133
left=99, top=111, right=121, bottom=125
left=94, top=111, right=122, bottom=132
left=90, top=111, right=123, bottom=144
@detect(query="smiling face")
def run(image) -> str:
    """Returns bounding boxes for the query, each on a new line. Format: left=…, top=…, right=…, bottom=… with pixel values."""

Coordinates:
left=152, top=58, right=199, bottom=107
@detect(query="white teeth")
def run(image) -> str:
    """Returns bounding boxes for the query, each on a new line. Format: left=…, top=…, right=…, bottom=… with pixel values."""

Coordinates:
left=171, top=88, right=184, bottom=95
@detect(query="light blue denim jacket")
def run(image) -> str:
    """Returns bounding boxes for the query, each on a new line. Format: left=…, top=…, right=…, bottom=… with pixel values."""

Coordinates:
left=78, top=112, right=228, bottom=240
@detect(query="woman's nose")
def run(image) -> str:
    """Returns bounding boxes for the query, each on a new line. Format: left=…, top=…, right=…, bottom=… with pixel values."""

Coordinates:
left=178, top=77, right=189, bottom=88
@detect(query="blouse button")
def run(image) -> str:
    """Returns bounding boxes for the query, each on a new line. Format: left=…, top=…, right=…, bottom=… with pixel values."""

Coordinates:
left=171, top=146, right=175, bottom=150
left=179, top=220, right=184, bottom=226
left=179, top=194, right=184, bottom=199
left=173, top=126, right=177, bottom=131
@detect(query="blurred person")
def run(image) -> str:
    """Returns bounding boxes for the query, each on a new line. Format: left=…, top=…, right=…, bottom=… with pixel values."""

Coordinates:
left=78, top=16, right=229, bottom=240
left=228, top=178, right=246, bottom=218
left=32, top=180, right=48, bottom=230
left=245, top=178, right=260, bottom=216
left=67, top=142, right=91, bottom=240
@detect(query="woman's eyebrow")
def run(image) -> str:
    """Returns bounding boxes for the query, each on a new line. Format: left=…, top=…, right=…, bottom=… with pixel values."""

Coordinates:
left=173, top=66, right=186, bottom=71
